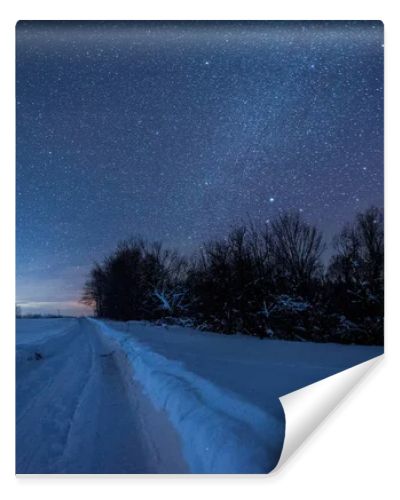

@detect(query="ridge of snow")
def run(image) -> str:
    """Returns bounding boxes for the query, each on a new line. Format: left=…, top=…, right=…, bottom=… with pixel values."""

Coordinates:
left=90, top=318, right=283, bottom=473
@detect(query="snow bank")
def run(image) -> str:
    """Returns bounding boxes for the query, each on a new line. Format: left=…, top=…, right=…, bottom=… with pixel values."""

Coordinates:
left=16, top=318, right=76, bottom=363
left=90, top=318, right=283, bottom=473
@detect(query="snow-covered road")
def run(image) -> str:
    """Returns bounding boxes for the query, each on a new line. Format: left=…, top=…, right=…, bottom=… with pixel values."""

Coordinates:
left=16, top=318, right=187, bottom=473
left=16, top=317, right=382, bottom=474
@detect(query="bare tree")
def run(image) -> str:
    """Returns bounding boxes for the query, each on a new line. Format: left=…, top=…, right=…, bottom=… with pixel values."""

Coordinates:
left=328, top=206, right=383, bottom=324
left=270, top=212, right=325, bottom=297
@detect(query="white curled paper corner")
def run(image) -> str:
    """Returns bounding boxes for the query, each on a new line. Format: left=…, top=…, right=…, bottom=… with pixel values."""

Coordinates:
left=275, top=354, right=384, bottom=471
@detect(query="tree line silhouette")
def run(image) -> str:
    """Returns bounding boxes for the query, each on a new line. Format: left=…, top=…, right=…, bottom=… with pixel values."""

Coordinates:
left=82, top=207, right=383, bottom=345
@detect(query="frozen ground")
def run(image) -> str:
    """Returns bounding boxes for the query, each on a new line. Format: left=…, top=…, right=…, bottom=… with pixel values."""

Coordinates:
left=16, top=318, right=383, bottom=474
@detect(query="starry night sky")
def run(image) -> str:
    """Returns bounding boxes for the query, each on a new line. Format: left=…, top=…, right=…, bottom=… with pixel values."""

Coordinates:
left=16, top=21, right=383, bottom=316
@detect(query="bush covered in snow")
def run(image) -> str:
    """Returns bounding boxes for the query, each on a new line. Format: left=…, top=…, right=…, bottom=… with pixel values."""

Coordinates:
left=81, top=239, right=187, bottom=321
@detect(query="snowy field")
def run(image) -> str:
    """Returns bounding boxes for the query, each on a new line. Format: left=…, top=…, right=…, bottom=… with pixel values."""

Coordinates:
left=16, top=318, right=76, bottom=347
left=16, top=318, right=383, bottom=474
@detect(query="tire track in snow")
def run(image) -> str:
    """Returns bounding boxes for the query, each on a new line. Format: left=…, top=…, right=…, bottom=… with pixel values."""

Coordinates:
left=16, top=318, right=188, bottom=473
left=16, top=320, right=95, bottom=473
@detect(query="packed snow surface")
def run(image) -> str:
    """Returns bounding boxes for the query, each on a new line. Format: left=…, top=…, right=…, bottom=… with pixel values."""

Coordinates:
left=16, top=318, right=382, bottom=474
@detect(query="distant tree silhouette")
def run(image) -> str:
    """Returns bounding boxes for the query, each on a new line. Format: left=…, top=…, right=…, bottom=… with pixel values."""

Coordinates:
left=327, top=207, right=383, bottom=343
left=82, top=263, right=107, bottom=317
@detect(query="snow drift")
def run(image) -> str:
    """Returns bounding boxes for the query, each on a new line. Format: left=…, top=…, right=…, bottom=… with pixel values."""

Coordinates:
left=91, top=318, right=283, bottom=473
